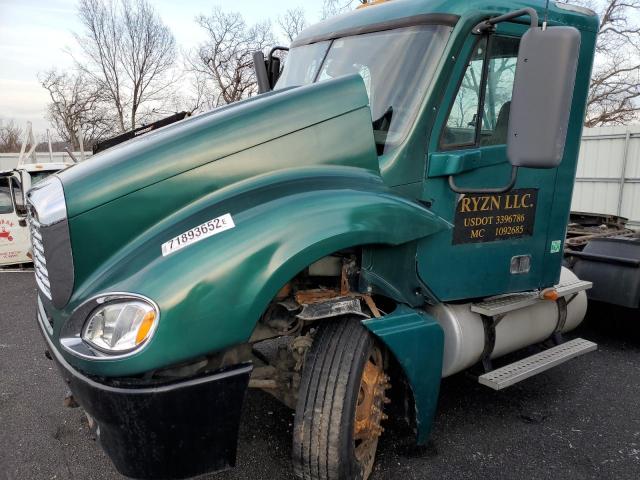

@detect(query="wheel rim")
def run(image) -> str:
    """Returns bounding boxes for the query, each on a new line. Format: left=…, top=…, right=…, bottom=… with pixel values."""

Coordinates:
left=353, top=345, right=390, bottom=479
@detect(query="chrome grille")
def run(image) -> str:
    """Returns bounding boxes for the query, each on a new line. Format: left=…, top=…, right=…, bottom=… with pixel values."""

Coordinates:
left=37, top=295, right=53, bottom=334
left=27, top=176, right=74, bottom=309
left=29, top=215, right=52, bottom=300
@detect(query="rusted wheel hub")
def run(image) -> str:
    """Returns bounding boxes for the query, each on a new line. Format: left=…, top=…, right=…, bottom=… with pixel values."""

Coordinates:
left=353, top=345, right=390, bottom=479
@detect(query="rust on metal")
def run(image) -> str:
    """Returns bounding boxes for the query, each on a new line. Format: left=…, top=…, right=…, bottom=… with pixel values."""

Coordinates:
left=340, top=262, right=351, bottom=296
left=276, top=283, right=292, bottom=300
left=565, top=211, right=637, bottom=249
left=362, top=294, right=382, bottom=318
left=353, top=346, right=390, bottom=479
left=294, top=288, right=342, bottom=305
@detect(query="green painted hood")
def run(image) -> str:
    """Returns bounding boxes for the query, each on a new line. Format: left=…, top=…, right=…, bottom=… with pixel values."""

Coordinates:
left=59, top=75, right=375, bottom=218
left=63, top=74, right=380, bottom=288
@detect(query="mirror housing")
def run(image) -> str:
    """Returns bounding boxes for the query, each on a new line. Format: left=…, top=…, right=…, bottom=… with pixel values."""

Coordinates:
left=253, top=51, right=271, bottom=94
left=448, top=8, right=582, bottom=194
left=10, top=172, right=28, bottom=218
left=507, top=26, right=581, bottom=169
left=16, top=170, right=29, bottom=217
left=253, top=46, right=289, bottom=94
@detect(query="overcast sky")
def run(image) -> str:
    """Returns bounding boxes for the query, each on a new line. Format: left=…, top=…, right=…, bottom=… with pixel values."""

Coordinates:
left=0, top=0, right=320, bottom=135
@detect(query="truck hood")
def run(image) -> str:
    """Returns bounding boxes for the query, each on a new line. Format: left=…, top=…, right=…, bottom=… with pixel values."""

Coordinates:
left=59, top=75, right=375, bottom=218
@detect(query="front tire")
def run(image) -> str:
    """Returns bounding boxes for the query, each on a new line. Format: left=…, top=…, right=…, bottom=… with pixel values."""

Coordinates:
left=293, top=318, right=390, bottom=480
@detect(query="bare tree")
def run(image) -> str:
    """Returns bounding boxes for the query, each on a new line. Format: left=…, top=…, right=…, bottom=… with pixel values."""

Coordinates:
left=39, top=70, right=113, bottom=150
left=145, top=63, right=208, bottom=117
left=183, top=69, right=215, bottom=114
left=0, top=119, right=23, bottom=153
left=74, top=0, right=177, bottom=132
left=278, top=8, right=307, bottom=42
left=574, top=0, right=640, bottom=126
left=191, top=8, right=275, bottom=107
left=321, top=0, right=360, bottom=19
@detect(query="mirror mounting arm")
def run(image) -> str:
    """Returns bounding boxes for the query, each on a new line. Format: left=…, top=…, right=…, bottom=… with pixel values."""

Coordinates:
left=473, top=7, right=539, bottom=34
left=269, top=46, right=289, bottom=61
left=254, top=46, right=290, bottom=94
left=448, top=166, right=519, bottom=195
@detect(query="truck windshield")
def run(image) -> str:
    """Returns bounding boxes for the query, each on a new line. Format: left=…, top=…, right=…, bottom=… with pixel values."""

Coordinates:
left=276, top=25, right=451, bottom=154
left=30, top=171, right=54, bottom=185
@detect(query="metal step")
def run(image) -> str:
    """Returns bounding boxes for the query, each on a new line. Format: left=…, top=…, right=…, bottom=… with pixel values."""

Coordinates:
left=471, top=279, right=593, bottom=317
left=478, top=338, right=597, bottom=390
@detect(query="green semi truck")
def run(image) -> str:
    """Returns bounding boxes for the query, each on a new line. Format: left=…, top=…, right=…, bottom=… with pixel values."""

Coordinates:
left=29, top=1, right=600, bottom=479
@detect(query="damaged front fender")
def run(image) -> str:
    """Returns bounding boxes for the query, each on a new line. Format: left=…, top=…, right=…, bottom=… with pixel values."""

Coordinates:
left=363, top=305, right=444, bottom=445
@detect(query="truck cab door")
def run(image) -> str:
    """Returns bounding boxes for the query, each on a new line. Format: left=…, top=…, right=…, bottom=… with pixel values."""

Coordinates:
left=0, top=175, right=31, bottom=267
left=418, top=24, right=560, bottom=301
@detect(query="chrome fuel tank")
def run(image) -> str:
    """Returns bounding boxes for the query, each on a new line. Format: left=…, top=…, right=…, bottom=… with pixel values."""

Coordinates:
left=426, top=268, right=588, bottom=377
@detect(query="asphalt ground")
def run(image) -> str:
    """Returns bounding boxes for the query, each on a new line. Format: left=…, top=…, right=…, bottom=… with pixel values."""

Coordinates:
left=1, top=271, right=639, bottom=480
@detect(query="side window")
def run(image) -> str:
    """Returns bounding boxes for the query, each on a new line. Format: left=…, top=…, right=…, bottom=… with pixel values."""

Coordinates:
left=441, top=38, right=487, bottom=148
left=480, top=36, right=519, bottom=146
left=441, top=35, right=520, bottom=149
left=0, top=178, right=13, bottom=214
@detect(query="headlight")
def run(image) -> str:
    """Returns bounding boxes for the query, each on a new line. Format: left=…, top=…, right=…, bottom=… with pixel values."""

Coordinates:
left=82, top=300, right=158, bottom=353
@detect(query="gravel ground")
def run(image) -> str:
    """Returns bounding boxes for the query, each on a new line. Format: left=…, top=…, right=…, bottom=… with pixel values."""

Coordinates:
left=1, top=271, right=639, bottom=480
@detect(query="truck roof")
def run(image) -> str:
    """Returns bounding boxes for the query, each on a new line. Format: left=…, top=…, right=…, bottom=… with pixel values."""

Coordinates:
left=293, top=0, right=598, bottom=47
left=18, top=162, right=72, bottom=173
left=1, top=162, right=70, bottom=176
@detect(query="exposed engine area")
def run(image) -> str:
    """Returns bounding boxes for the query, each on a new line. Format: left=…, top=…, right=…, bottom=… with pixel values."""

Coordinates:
left=247, top=251, right=386, bottom=408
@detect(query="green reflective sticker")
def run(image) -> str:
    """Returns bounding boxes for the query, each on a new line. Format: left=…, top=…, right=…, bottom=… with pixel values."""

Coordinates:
left=550, top=240, right=562, bottom=254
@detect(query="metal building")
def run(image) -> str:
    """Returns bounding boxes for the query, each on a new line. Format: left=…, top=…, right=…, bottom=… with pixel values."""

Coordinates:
left=572, top=125, right=640, bottom=227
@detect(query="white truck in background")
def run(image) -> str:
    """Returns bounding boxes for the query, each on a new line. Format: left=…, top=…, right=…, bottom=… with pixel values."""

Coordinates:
left=1, top=122, right=78, bottom=268
left=1, top=158, right=74, bottom=268
left=0, top=173, right=28, bottom=267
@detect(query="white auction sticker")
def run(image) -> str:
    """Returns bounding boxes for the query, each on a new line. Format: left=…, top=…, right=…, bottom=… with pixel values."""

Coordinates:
left=161, top=213, right=235, bottom=256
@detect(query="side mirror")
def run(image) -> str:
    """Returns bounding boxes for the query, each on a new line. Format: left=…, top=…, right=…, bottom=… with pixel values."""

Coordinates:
left=18, top=170, right=30, bottom=215
left=253, top=46, right=289, bottom=94
left=507, top=26, right=581, bottom=168
left=253, top=51, right=271, bottom=94
left=10, top=172, right=28, bottom=218
left=448, top=8, right=582, bottom=194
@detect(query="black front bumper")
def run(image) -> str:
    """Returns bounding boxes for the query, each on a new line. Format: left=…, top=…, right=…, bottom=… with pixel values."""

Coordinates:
left=42, top=331, right=252, bottom=479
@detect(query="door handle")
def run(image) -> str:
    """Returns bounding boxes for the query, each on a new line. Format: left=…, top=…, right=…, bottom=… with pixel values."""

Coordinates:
left=428, top=149, right=483, bottom=177
left=428, top=147, right=517, bottom=194
left=448, top=166, right=518, bottom=194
